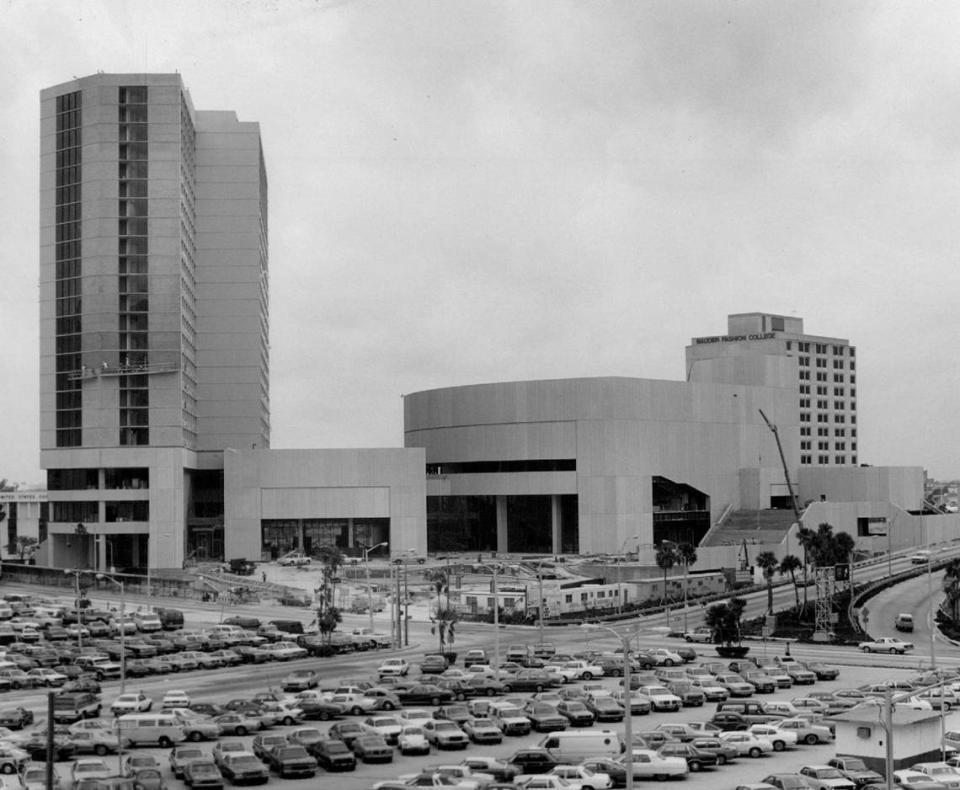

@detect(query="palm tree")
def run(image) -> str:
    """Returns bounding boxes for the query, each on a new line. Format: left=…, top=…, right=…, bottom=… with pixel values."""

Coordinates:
left=796, top=526, right=816, bottom=609
left=655, top=542, right=678, bottom=605
left=756, top=551, right=779, bottom=614
left=424, top=568, right=458, bottom=654
left=779, top=553, right=803, bottom=610
left=676, top=543, right=697, bottom=630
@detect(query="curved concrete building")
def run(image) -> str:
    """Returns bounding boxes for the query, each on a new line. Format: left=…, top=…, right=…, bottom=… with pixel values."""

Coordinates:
left=404, top=373, right=798, bottom=556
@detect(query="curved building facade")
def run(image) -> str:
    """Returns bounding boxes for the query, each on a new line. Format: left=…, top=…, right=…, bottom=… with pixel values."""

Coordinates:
left=404, top=373, right=798, bottom=556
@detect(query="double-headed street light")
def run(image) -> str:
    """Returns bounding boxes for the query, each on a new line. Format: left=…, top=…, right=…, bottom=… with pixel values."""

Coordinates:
left=582, top=622, right=635, bottom=790
left=96, top=572, right=127, bottom=692
left=362, top=542, right=389, bottom=634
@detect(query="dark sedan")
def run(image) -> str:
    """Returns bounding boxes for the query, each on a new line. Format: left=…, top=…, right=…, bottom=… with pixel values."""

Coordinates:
left=507, top=748, right=560, bottom=775
left=394, top=684, right=455, bottom=706
left=299, top=699, right=344, bottom=721
left=555, top=700, right=596, bottom=727
left=586, top=696, right=625, bottom=722
left=265, top=745, right=317, bottom=778
left=501, top=670, right=562, bottom=694
left=308, top=738, right=356, bottom=772
left=350, top=735, right=393, bottom=764
left=659, top=742, right=719, bottom=772
left=523, top=703, right=568, bottom=733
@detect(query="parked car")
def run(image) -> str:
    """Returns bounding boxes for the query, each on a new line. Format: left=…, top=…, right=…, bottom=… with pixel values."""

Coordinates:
left=309, top=738, right=357, bottom=771
left=265, top=744, right=317, bottom=778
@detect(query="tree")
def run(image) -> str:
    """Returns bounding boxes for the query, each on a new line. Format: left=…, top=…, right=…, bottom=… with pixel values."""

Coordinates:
left=655, top=542, right=678, bottom=605
left=756, top=551, right=779, bottom=614
left=796, top=526, right=815, bottom=609
left=779, top=553, right=803, bottom=610
left=942, top=559, right=960, bottom=624
left=314, top=545, right=345, bottom=643
left=705, top=597, right=747, bottom=646
left=424, top=568, right=458, bottom=654
left=316, top=606, right=342, bottom=641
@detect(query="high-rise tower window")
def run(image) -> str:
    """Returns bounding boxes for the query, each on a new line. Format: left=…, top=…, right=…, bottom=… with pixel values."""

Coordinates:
left=55, top=90, right=82, bottom=447
left=118, top=85, right=149, bottom=446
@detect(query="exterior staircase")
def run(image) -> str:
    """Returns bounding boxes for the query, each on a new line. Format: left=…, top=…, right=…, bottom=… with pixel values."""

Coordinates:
left=700, top=509, right=797, bottom=547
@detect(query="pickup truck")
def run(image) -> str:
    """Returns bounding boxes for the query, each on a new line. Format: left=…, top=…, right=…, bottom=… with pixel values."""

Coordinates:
left=73, top=656, right=122, bottom=680
left=352, top=628, right=392, bottom=649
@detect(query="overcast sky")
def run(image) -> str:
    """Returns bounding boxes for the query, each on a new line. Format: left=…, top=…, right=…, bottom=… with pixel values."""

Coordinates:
left=2, top=0, right=959, bottom=487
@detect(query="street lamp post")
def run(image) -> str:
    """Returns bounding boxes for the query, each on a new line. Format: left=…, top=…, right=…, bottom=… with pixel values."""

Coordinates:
left=582, top=623, right=634, bottom=790
left=617, top=535, right=640, bottom=615
left=476, top=564, right=503, bottom=680
left=64, top=569, right=83, bottom=649
left=929, top=556, right=937, bottom=670
left=96, top=573, right=126, bottom=692
left=362, top=542, right=389, bottom=634
left=537, top=561, right=545, bottom=647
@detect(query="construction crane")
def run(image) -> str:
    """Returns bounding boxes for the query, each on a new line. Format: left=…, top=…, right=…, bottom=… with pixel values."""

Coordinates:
left=758, top=408, right=802, bottom=525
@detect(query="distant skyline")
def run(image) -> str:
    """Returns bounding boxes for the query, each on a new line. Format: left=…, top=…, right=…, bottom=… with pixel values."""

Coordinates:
left=2, top=1, right=960, bottom=486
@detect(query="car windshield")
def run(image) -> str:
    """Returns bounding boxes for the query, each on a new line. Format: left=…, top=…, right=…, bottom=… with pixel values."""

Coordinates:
left=177, top=750, right=203, bottom=760
left=189, top=764, right=217, bottom=776
left=818, top=770, right=843, bottom=779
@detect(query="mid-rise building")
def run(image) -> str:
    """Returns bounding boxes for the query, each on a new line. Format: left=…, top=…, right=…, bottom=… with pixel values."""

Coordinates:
left=686, top=312, right=858, bottom=467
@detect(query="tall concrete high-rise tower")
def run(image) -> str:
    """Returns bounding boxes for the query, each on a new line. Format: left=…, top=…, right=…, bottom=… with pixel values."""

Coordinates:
left=39, top=73, right=268, bottom=571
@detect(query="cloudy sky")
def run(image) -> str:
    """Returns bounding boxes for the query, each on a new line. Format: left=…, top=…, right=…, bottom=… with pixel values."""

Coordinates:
left=1, top=0, right=958, bottom=486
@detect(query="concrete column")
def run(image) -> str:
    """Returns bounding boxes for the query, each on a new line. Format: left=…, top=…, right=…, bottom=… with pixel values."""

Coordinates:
left=496, top=496, right=508, bottom=554
left=97, top=536, right=106, bottom=571
left=551, top=495, right=561, bottom=554
left=297, top=521, right=305, bottom=552
left=347, top=519, right=355, bottom=549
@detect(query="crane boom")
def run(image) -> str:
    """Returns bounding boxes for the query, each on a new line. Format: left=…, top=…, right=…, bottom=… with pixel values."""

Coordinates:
left=758, top=408, right=802, bottom=524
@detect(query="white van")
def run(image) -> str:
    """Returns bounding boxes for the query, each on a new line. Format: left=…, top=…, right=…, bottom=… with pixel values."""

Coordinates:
left=117, top=713, right=186, bottom=748
left=539, top=729, right=624, bottom=762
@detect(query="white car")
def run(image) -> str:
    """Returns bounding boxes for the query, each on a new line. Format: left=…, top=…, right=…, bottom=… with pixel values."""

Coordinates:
left=858, top=636, right=913, bottom=654
left=639, top=685, right=682, bottom=712
left=399, top=708, right=435, bottom=727
left=748, top=723, right=798, bottom=752
left=911, top=763, right=960, bottom=790
left=799, top=765, right=857, bottom=790
left=22, top=764, right=60, bottom=790
left=362, top=715, right=403, bottom=743
left=719, top=731, right=774, bottom=757
left=71, top=758, right=113, bottom=782
left=110, top=692, right=153, bottom=715
left=684, top=627, right=714, bottom=643
left=651, top=648, right=684, bottom=666
left=133, top=612, right=163, bottom=632
left=431, top=765, right=495, bottom=788
left=262, top=641, right=307, bottom=660
left=690, top=678, right=729, bottom=701
left=776, top=718, right=834, bottom=745
left=517, top=775, right=584, bottom=790
left=550, top=765, right=613, bottom=789
left=279, top=553, right=311, bottom=567
left=625, top=749, right=689, bottom=779
left=327, top=693, right=378, bottom=715
left=378, top=658, right=410, bottom=677
left=544, top=661, right=603, bottom=682
left=162, top=690, right=191, bottom=710
left=397, top=725, right=431, bottom=755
